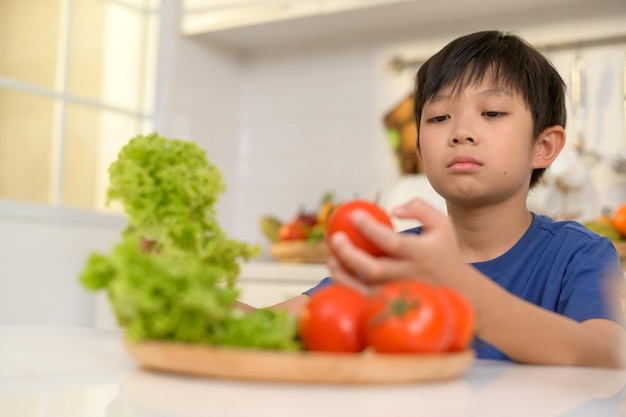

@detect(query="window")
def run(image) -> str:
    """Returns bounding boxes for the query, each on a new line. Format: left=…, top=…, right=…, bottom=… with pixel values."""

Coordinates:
left=0, top=0, right=160, bottom=213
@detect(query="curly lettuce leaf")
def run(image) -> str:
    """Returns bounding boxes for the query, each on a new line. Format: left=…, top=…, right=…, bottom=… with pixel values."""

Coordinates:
left=79, top=133, right=300, bottom=350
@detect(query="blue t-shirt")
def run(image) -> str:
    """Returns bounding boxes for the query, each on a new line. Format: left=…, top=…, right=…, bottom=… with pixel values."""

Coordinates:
left=304, top=213, right=624, bottom=361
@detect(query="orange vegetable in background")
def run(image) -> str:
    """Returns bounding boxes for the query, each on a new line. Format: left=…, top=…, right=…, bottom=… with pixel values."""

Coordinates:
left=278, top=222, right=309, bottom=241
left=612, top=203, right=626, bottom=238
left=317, top=201, right=336, bottom=226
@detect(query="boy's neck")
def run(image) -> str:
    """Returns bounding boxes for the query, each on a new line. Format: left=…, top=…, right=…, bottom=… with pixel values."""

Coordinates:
left=447, top=200, right=533, bottom=264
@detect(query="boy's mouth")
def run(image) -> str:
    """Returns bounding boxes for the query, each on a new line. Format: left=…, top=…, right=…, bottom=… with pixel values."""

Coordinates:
left=447, top=156, right=483, bottom=171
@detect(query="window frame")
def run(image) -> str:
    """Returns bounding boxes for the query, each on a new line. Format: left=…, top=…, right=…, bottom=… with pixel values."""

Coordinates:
left=0, top=0, right=164, bottom=226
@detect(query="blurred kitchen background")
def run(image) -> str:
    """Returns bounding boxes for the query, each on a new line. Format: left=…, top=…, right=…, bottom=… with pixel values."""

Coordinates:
left=1, top=0, right=625, bottom=326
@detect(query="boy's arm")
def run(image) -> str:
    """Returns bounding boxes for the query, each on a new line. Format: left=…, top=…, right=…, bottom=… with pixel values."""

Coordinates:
left=234, top=277, right=330, bottom=314
left=330, top=245, right=626, bottom=367
left=267, top=294, right=311, bottom=314
left=233, top=294, right=310, bottom=315
left=452, top=263, right=626, bottom=368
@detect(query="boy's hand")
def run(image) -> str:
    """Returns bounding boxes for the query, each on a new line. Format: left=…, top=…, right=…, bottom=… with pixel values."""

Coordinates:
left=327, top=198, right=463, bottom=290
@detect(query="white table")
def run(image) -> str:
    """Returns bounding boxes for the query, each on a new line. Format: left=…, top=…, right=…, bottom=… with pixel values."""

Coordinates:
left=1, top=326, right=625, bottom=417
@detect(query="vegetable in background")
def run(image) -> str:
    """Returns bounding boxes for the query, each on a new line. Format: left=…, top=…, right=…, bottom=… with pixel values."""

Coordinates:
left=612, top=203, right=626, bottom=238
left=582, top=205, right=625, bottom=242
left=259, top=216, right=282, bottom=243
left=259, top=191, right=338, bottom=245
left=278, top=221, right=309, bottom=241
left=80, top=133, right=300, bottom=350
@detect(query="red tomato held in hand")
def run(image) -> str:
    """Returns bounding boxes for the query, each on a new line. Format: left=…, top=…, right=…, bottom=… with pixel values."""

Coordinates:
left=438, top=287, right=475, bottom=352
left=365, top=280, right=454, bottom=354
left=325, top=200, right=393, bottom=257
left=299, top=284, right=369, bottom=353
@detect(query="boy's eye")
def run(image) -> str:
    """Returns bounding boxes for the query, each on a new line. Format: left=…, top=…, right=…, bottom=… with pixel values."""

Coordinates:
left=428, top=115, right=449, bottom=123
left=483, top=111, right=504, bottom=118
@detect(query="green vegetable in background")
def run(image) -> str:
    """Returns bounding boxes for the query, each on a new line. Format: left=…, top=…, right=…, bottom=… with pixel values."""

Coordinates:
left=80, top=133, right=301, bottom=350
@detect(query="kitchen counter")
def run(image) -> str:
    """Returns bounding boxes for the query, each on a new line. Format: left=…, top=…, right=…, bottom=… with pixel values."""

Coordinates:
left=1, top=326, right=625, bottom=417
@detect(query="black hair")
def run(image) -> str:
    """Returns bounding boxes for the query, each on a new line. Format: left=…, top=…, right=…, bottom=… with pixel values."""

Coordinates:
left=413, top=30, right=566, bottom=188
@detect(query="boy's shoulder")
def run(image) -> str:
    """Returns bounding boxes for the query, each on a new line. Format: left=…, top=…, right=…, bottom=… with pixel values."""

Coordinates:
left=530, top=213, right=619, bottom=263
left=400, top=214, right=616, bottom=256
left=401, top=215, right=600, bottom=241
left=533, top=213, right=607, bottom=244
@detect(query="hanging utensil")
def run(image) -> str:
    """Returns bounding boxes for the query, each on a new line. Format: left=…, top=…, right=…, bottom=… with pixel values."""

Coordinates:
left=615, top=50, right=626, bottom=173
left=571, top=47, right=626, bottom=175
left=570, top=51, right=600, bottom=168
left=623, top=47, right=626, bottom=151
left=601, top=48, right=626, bottom=174
left=571, top=50, right=587, bottom=153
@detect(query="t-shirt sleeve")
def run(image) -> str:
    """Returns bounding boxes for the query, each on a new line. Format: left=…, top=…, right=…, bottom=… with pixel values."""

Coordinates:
left=302, top=276, right=333, bottom=297
left=558, top=236, right=624, bottom=326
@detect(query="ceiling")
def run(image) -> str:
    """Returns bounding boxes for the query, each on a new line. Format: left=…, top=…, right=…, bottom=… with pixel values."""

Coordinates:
left=186, top=0, right=625, bottom=53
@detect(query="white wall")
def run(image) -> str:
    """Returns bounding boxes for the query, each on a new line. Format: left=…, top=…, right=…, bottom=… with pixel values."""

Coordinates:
left=155, top=0, right=246, bottom=241
left=230, top=43, right=400, bottom=254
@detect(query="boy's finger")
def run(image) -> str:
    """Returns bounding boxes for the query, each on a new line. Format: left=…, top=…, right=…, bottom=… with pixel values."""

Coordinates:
left=329, top=224, right=414, bottom=281
left=391, top=198, right=447, bottom=231
left=327, top=255, right=372, bottom=295
left=348, top=209, right=400, bottom=253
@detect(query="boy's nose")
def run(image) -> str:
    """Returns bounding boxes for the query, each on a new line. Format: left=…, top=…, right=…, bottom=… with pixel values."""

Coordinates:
left=452, top=136, right=476, bottom=144
left=449, top=115, right=478, bottom=145
left=450, top=112, right=479, bottom=145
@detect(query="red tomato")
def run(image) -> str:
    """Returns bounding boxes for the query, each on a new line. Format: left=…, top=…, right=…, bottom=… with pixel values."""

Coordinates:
left=325, top=200, right=393, bottom=257
left=278, top=222, right=308, bottom=241
left=438, top=287, right=475, bottom=352
left=297, top=212, right=318, bottom=227
left=364, top=280, right=453, bottom=353
left=299, top=284, right=369, bottom=353
left=612, top=203, right=626, bottom=238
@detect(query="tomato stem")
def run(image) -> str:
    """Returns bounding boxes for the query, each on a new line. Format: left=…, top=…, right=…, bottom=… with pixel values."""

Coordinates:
left=388, top=294, right=419, bottom=316
left=369, top=292, right=420, bottom=327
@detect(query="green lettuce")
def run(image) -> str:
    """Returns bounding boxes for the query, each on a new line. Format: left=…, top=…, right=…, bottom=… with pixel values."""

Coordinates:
left=80, top=133, right=301, bottom=350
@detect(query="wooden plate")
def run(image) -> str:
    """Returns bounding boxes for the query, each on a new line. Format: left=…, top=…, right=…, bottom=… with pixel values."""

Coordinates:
left=124, top=340, right=474, bottom=384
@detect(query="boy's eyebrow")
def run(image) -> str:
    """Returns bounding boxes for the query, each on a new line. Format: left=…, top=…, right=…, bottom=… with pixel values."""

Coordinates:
left=477, top=88, right=514, bottom=98
left=428, top=87, right=514, bottom=103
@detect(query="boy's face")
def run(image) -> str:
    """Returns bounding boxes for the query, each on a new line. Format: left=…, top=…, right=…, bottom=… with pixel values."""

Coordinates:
left=417, top=78, right=536, bottom=208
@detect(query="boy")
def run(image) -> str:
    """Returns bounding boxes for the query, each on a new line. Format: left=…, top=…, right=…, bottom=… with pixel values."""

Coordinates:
left=262, top=31, right=626, bottom=368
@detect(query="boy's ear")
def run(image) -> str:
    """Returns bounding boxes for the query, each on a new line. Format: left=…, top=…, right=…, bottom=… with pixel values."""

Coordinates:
left=532, top=125, right=566, bottom=169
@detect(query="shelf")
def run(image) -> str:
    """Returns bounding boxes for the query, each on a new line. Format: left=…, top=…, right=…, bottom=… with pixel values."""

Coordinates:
left=181, top=1, right=412, bottom=35
left=182, top=0, right=615, bottom=53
